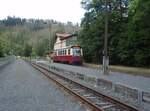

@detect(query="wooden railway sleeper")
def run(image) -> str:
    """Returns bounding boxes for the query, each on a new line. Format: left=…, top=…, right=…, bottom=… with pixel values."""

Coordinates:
left=31, top=63, right=139, bottom=111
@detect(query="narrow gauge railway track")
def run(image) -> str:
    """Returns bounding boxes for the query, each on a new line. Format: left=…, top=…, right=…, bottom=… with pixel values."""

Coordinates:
left=31, top=62, right=139, bottom=111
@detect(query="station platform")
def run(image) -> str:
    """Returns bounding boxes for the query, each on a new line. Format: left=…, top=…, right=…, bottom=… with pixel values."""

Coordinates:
left=41, top=60, right=150, bottom=92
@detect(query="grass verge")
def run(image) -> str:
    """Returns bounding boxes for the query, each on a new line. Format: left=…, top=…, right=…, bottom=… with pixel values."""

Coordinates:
left=83, top=63, right=150, bottom=77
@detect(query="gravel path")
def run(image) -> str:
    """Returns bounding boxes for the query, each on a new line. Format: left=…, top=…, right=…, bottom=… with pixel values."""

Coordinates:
left=0, top=59, right=86, bottom=111
left=42, top=61, right=150, bottom=92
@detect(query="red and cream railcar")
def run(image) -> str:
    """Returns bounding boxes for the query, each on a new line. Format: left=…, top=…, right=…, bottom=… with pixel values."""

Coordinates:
left=53, top=45, right=83, bottom=65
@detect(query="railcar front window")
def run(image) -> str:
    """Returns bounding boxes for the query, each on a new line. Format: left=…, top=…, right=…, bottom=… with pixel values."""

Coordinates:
left=72, top=49, right=81, bottom=56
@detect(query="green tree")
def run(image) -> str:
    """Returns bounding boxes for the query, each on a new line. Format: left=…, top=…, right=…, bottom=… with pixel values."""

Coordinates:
left=0, top=40, right=4, bottom=57
left=127, top=0, right=150, bottom=66
left=79, top=0, right=128, bottom=63
left=24, top=43, right=32, bottom=57
left=79, top=0, right=150, bottom=67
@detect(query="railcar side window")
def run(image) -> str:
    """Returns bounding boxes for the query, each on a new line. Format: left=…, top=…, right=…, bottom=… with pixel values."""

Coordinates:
left=58, top=50, right=61, bottom=55
left=64, top=50, right=66, bottom=55
left=68, top=49, right=70, bottom=55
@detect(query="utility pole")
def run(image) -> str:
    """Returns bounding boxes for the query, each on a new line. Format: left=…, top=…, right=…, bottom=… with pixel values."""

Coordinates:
left=49, top=23, right=52, bottom=63
left=49, top=24, right=51, bottom=54
left=9, top=26, right=13, bottom=55
left=103, top=0, right=109, bottom=75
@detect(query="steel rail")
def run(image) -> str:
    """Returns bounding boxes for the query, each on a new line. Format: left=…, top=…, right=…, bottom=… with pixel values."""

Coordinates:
left=31, top=63, right=102, bottom=111
left=31, top=62, right=139, bottom=111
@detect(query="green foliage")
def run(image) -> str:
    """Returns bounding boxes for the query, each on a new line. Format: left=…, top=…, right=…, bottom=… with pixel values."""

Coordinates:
left=31, top=48, right=37, bottom=57
left=24, top=43, right=32, bottom=57
left=35, top=38, right=50, bottom=56
left=0, top=40, right=4, bottom=57
left=127, top=0, right=150, bottom=66
left=79, top=12, right=104, bottom=63
left=2, top=16, right=25, bottom=26
left=0, top=16, right=79, bottom=57
left=79, top=0, right=150, bottom=67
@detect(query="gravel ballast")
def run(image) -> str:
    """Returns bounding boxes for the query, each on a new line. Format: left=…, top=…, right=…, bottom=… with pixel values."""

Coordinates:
left=0, top=59, right=87, bottom=111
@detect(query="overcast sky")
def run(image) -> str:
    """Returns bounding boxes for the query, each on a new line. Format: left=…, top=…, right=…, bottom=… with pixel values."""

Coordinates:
left=0, top=0, right=85, bottom=23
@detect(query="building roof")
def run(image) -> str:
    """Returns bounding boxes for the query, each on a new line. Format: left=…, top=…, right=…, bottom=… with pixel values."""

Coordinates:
left=56, top=33, right=77, bottom=40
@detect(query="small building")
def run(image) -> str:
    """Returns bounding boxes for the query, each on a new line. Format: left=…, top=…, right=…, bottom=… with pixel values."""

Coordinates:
left=54, top=33, right=78, bottom=50
left=53, top=33, right=83, bottom=65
